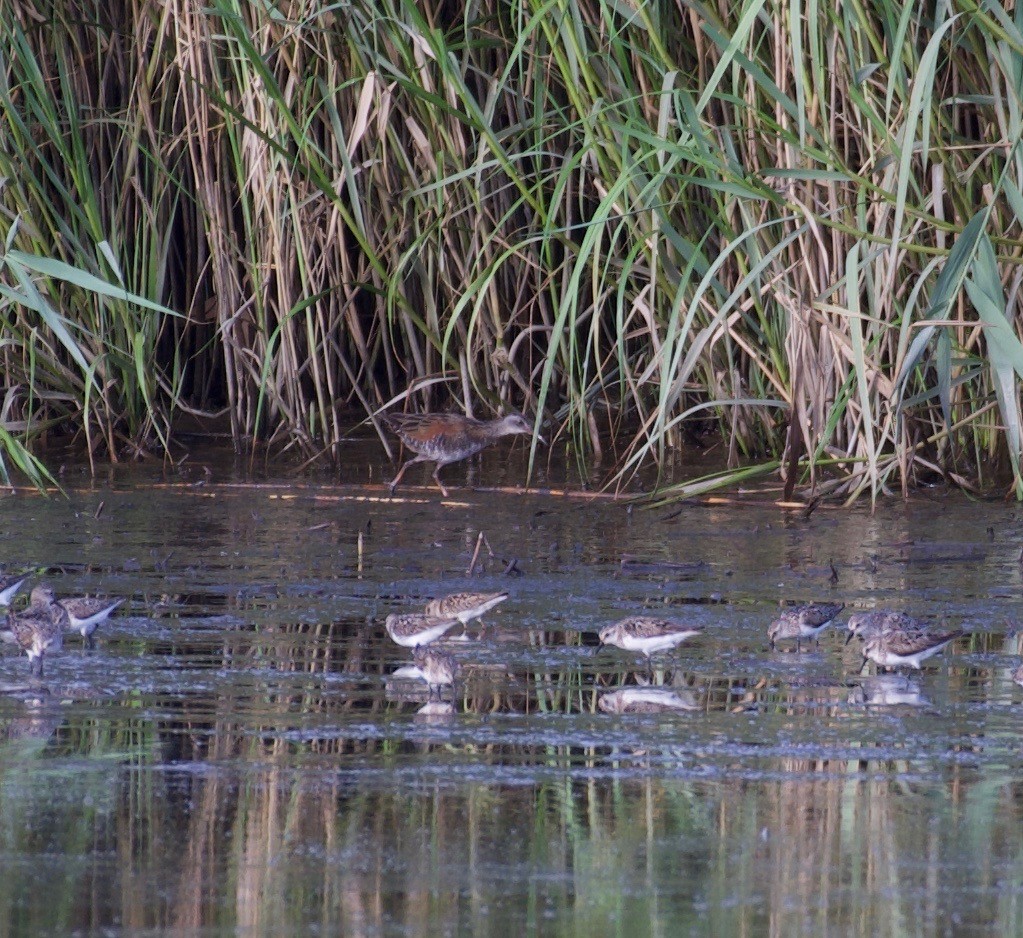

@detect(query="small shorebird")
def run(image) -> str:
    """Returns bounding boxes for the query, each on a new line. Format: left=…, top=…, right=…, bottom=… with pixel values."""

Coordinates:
left=1, top=607, right=63, bottom=677
left=598, top=616, right=702, bottom=674
left=425, top=591, right=508, bottom=636
left=768, top=602, right=845, bottom=651
left=384, top=412, right=541, bottom=497
left=597, top=687, right=699, bottom=714
left=861, top=626, right=962, bottom=671
left=845, top=610, right=925, bottom=644
left=25, top=584, right=71, bottom=628
left=413, top=645, right=459, bottom=697
left=385, top=612, right=461, bottom=648
left=56, top=596, right=124, bottom=648
left=0, top=574, right=28, bottom=607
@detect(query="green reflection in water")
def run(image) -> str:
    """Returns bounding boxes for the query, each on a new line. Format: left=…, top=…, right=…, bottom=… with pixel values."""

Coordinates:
left=3, top=739, right=1023, bottom=934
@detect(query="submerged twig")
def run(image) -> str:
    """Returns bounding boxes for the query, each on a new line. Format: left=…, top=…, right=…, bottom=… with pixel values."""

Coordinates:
left=466, top=531, right=495, bottom=575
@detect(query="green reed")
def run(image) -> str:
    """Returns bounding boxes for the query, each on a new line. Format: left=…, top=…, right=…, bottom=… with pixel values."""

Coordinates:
left=0, top=0, right=1021, bottom=500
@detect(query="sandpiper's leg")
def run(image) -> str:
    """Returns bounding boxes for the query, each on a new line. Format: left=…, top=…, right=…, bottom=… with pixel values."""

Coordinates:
left=31, top=654, right=43, bottom=678
left=796, top=638, right=802, bottom=653
left=85, top=633, right=96, bottom=651
left=431, top=466, right=450, bottom=498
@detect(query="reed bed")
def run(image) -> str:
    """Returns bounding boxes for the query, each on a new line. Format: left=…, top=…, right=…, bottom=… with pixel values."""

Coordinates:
left=0, top=0, right=1021, bottom=501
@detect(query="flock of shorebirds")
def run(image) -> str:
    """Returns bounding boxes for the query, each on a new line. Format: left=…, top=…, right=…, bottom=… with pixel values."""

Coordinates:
left=0, top=575, right=123, bottom=677
left=0, top=563, right=990, bottom=693
left=384, top=591, right=510, bottom=696
left=383, top=593, right=984, bottom=700
left=0, top=570, right=985, bottom=693
left=770, top=602, right=965, bottom=669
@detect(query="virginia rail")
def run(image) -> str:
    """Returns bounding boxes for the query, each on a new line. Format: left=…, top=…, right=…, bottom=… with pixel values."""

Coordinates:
left=384, top=412, right=542, bottom=496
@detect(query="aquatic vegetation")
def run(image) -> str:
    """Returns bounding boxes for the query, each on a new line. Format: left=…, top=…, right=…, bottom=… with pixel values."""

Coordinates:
left=0, top=0, right=1021, bottom=501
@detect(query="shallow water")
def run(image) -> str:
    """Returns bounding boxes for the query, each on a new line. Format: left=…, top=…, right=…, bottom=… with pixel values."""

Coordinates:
left=2, top=449, right=1023, bottom=934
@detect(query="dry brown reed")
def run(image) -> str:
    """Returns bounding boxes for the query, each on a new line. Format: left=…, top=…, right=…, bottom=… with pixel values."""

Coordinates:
left=0, top=0, right=1021, bottom=500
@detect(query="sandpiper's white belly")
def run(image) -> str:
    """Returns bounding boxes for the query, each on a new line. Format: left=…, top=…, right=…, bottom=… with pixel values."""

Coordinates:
left=867, top=642, right=948, bottom=670
left=385, top=614, right=460, bottom=647
left=458, top=596, right=505, bottom=622
left=68, top=609, right=115, bottom=635
left=797, top=621, right=828, bottom=638
left=620, top=632, right=693, bottom=654
left=867, top=648, right=920, bottom=669
left=393, top=623, right=451, bottom=646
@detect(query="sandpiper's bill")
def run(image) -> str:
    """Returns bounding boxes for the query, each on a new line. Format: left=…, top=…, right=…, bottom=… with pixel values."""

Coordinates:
left=861, top=626, right=962, bottom=671
left=768, top=602, right=845, bottom=651
left=385, top=612, right=461, bottom=648
left=58, top=596, right=124, bottom=647
left=413, top=645, right=460, bottom=697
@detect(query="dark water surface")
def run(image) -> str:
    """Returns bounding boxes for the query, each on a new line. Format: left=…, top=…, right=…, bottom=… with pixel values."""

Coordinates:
left=2, top=449, right=1023, bottom=935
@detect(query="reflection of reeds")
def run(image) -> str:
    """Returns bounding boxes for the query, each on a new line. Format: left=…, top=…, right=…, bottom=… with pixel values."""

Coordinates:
left=1, top=655, right=1022, bottom=931
left=1, top=2, right=1021, bottom=499
left=56, top=746, right=1021, bottom=933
